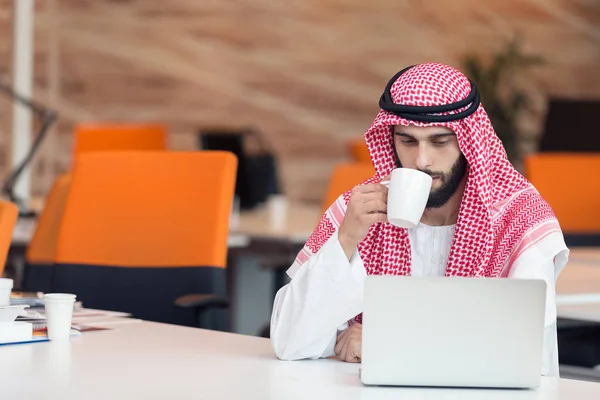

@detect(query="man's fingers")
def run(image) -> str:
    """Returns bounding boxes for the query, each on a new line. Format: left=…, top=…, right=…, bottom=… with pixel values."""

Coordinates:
left=334, top=337, right=343, bottom=355
left=361, top=213, right=388, bottom=225
left=334, top=336, right=345, bottom=355
left=350, top=337, right=362, bottom=361
left=335, top=329, right=351, bottom=355
left=356, top=191, right=388, bottom=205
left=337, top=327, right=350, bottom=342
left=352, top=183, right=389, bottom=195
left=343, top=336, right=361, bottom=363
left=361, top=199, right=387, bottom=214
left=337, top=325, right=363, bottom=363
left=339, top=334, right=351, bottom=361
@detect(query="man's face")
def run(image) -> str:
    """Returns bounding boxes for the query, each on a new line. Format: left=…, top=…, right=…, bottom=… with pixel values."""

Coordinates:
left=393, top=124, right=467, bottom=209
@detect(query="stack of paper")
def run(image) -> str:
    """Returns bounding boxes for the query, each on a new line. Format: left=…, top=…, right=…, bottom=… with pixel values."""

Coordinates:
left=16, top=306, right=135, bottom=331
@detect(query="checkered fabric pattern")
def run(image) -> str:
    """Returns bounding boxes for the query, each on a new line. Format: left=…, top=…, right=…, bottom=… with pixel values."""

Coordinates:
left=290, top=63, right=562, bottom=324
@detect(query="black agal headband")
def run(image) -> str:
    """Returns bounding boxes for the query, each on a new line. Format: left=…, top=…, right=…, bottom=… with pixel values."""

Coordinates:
left=379, top=65, right=480, bottom=122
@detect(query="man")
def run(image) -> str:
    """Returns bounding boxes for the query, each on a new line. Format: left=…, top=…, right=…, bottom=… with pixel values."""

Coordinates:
left=269, top=63, right=569, bottom=377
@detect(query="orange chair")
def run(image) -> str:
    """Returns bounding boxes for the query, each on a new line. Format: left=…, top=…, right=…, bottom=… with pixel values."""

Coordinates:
left=0, top=201, right=18, bottom=277
left=322, top=163, right=376, bottom=213
left=22, top=173, right=71, bottom=292
left=72, top=122, right=167, bottom=155
left=51, top=151, right=237, bottom=328
left=524, top=153, right=600, bottom=233
left=349, top=138, right=371, bottom=163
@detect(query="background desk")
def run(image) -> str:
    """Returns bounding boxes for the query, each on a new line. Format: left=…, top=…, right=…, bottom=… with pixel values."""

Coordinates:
left=1, top=321, right=600, bottom=399
left=554, top=250, right=600, bottom=378
left=557, top=251, right=600, bottom=323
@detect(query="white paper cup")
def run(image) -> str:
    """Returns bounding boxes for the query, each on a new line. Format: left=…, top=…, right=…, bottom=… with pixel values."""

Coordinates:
left=385, top=168, right=433, bottom=228
left=44, top=293, right=76, bottom=341
left=0, top=278, right=13, bottom=306
left=229, top=195, right=241, bottom=229
left=268, top=194, right=288, bottom=231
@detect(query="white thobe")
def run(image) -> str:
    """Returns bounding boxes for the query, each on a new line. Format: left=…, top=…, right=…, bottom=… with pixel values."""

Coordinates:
left=270, top=223, right=569, bottom=377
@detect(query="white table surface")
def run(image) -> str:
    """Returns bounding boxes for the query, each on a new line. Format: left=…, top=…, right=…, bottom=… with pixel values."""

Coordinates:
left=1, top=321, right=599, bottom=399
left=567, top=248, right=600, bottom=264
left=556, top=259, right=600, bottom=322
left=231, top=201, right=319, bottom=243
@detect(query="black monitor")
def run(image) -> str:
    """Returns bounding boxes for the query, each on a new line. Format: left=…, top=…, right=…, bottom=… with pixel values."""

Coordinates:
left=198, top=127, right=280, bottom=210
left=539, top=99, right=600, bottom=152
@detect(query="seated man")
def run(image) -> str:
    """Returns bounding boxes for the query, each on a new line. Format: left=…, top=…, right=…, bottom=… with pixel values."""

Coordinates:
left=269, top=62, right=569, bottom=377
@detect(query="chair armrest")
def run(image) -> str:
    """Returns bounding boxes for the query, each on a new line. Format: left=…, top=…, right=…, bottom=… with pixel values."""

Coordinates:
left=174, top=294, right=229, bottom=310
left=174, top=294, right=230, bottom=330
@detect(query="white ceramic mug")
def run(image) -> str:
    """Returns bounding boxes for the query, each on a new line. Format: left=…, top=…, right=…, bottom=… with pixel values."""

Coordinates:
left=0, top=278, right=13, bottom=306
left=384, top=168, right=432, bottom=228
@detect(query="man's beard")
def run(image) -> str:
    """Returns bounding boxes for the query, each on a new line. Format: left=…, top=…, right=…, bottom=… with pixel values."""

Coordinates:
left=393, top=149, right=468, bottom=209
left=420, top=155, right=468, bottom=209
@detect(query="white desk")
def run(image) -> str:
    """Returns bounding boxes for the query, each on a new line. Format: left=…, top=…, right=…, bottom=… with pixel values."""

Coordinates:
left=567, top=248, right=600, bottom=265
left=557, top=261, right=600, bottom=296
left=232, top=202, right=319, bottom=243
left=557, top=259, right=600, bottom=322
left=1, top=322, right=599, bottom=399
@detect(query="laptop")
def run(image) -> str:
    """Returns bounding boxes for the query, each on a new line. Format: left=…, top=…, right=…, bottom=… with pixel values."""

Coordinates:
left=360, top=276, right=547, bottom=389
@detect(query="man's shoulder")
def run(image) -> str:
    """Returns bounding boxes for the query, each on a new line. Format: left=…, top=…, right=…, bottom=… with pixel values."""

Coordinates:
left=491, top=186, right=557, bottom=230
left=492, top=186, right=543, bottom=216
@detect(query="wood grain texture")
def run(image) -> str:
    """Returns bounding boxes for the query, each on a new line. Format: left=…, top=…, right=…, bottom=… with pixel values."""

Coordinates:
left=0, top=0, right=598, bottom=203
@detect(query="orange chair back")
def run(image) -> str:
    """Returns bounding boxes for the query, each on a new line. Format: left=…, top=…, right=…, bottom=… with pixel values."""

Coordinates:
left=55, top=151, right=237, bottom=268
left=349, top=139, right=371, bottom=163
left=322, top=163, right=376, bottom=213
left=0, top=201, right=18, bottom=276
left=73, top=122, right=167, bottom=155
left=524, top=153, right=600, bottom=232
left=26, top=173, right=72, bottom=264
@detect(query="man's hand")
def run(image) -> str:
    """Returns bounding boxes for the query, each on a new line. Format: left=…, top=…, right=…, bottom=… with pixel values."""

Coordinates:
left=334, top=323, right=362, bottom=363
left=338, top=180, right=389, bottom=260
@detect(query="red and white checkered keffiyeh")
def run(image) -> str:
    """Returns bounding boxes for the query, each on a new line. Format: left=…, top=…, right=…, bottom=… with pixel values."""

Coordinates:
left=289, top=63, right=562, bottom=321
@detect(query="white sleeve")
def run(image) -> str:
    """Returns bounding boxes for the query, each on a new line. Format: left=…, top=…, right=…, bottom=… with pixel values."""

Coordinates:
left=270, top=230, right=367, bottom=360
left=508, top=231, right=569, bottom=377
